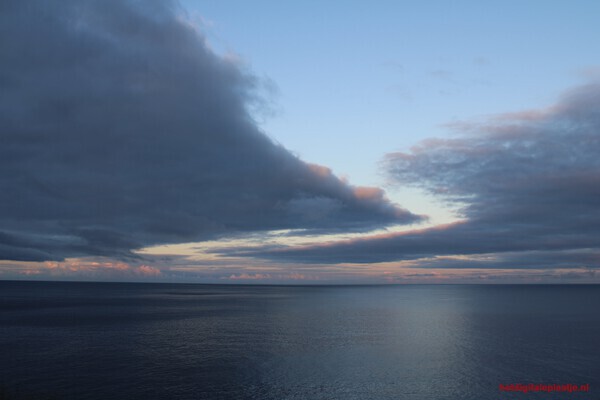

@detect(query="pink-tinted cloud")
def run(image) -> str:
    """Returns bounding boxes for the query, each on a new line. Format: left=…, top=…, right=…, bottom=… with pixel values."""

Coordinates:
left=4, top=259, right=162, bottom=280
left=137, top=265, right=162, bottom=277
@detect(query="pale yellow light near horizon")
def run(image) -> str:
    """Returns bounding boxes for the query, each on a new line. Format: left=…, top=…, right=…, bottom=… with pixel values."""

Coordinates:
left=137, top=187, right=460, bottom=260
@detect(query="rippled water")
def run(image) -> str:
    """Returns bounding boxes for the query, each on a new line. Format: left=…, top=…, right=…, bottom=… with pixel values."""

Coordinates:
left=1, top=281, right=598, bottom=399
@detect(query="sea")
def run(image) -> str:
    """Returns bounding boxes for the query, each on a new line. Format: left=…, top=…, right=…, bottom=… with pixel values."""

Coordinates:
left=0, top=281, right=598, bottom=400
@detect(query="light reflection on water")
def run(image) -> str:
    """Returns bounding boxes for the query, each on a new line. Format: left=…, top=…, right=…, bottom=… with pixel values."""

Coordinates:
left=1, top=282, right=598, bottom=399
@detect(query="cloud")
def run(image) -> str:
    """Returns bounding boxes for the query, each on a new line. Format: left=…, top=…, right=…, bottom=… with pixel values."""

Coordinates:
left=0, top=0, right=420, bottom=262
left=237, top=81, right=600, bottom=269
left=0, top=259, right=162, bottom=281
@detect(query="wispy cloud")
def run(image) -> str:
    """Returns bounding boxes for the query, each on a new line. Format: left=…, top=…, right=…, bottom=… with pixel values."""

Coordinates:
left=235, top=81, right=600, bottom=272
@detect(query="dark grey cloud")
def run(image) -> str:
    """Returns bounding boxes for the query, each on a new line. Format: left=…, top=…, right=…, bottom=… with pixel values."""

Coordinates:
left=237, top=82, right=600, bottom=268
left=0, top=0, right=420, bottom=262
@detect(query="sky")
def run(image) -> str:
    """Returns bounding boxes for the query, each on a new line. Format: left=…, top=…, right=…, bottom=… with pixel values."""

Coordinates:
left=1, top=0, right=600, bottom=283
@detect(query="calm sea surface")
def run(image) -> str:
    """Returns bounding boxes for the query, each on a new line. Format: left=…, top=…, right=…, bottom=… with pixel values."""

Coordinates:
left=1, top=281, right=598, bottom=399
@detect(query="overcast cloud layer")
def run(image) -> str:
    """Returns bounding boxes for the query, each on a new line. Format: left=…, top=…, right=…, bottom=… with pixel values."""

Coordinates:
left=240, top=82, right=600, bottom=269
left=0, top=0, right=420, bottom=262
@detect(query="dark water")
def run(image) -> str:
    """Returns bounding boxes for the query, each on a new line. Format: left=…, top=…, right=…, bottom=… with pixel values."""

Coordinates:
left=0, top=282, right=598, bottom=400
